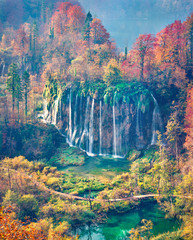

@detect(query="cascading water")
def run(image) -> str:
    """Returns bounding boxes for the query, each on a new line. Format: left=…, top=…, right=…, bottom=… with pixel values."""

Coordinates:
left=1, top=63, right=5, bottom=77
left=71, top=94, right=78, bottom=144
left=116, top=100, right=122, bottom=156
left=79, top=95, right=83, bottom=138
left=41, top=99, right=49, bottom=123
left=136, top=99, right=144, bottom=149
left=52, top=98, right=59, bottom=125
left=113, top=103, right=117, bottom=157
left=88, top=98, right=95, bottom=156
left=59, top=98, right=62, bottom=126
left=151, top=94, right=163, bottom=145
left=99, top=100, right=102, bottom=155
left=40, top=89, right=163, bottom=157
left=136, top=101, right=140, bottom=139
left=79, top=96, right=90, bottom=149
left=112, top=98, right=123, bottom=158
left=68, top=90, right=73, bottom=146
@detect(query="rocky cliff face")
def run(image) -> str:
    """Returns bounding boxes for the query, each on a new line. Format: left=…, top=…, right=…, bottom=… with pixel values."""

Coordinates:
left=40, top=83, right=163, bottom=157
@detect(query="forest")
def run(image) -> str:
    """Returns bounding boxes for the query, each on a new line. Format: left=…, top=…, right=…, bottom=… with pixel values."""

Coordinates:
left=1, top=0, right=193, bottom=239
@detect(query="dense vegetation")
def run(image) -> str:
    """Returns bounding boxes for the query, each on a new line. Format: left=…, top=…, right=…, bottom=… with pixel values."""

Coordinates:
left=1, top=0, right=193, bottom=239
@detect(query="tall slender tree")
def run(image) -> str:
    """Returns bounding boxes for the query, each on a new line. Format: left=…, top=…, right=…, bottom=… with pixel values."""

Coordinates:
left=7, top=64, right=19, bottom=112
left=7, top=63, right=22, bottom=121
left=30, top=21, right=39, bottom=73
left=22, top=71, right=30, bottom=121
left=82, top=11, right=93, bottom=46
left=15, top=74, right=22, bottom=122
left=186, top=13, right=193, bottom=62
left=41, top=0, right=46, bottom=23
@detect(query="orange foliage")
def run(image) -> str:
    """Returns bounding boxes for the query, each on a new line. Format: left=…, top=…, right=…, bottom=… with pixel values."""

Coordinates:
left=155, top=20, right=186, bottom=66
left=122, top=34, right=156, bottom=81
left=51, top=2, right=73, bottom=36
left=184, top=87, right=193, bottom=157
left=51, top=2, right=85, bottom=36
left=13, top=26, right=29, bottom=56
left=67, top=5, right=85, bottom=30
left=0, top=207, right=46, bottom=240
left=90, top=18, right=110, bottom=45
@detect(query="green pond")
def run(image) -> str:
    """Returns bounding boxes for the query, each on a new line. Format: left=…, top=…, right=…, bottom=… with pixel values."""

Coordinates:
left=73, top=202, right=180, bottom=240
left=63, top=149, right=131, bottom=177
left=55, top=147, right=180, bottom=239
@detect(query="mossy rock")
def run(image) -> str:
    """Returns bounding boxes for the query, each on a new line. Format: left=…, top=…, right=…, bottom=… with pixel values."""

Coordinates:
left=49, top=146, right=86, bottom=167
left=127, top=150, right=142, bottom=162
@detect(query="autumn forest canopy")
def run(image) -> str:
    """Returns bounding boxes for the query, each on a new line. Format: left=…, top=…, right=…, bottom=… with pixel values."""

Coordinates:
left=1, top=0, right=193, bottom=239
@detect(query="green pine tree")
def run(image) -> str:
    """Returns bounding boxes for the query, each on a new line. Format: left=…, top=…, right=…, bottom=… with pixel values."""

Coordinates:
left=82, top=11, right=93, bottom=45
left=41, top=0, right=46, bottom=23
left=22, top=71, right=30, bottom=121
left=7, top=64, right=19, bottom=112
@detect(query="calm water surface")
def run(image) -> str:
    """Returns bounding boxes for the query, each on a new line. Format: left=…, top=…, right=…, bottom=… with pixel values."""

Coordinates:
left=62, top=148, right=180, bottom=239
left=73, top=202, right=180, bottom=240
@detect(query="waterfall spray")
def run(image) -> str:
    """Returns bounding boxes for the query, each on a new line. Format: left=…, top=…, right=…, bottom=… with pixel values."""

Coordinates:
left=79, top=96, right=90, bottom=149
left=88, top=98, right=95, bottom=156
left=113, top=100, right=117, bottom=157
left=68, top=90, right=73, bottom=146
left=72, top=94, right=78, bottom=143
left=151, top=94, right=163, bottom=145
left=1, top=63, right=5, bottom=77
left=99, top=100, right=102, bottom=155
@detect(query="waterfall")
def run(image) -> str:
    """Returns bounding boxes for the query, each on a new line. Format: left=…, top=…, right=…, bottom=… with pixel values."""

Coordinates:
left=40, top=97, right=59, bottom=126
left=68, top=90, right=73, bottom=146
left=113, top=104, right=117, bottom=157
left=42, top=99, right=49, bottom=123
left=117, top=100, right=122, bottom=155
left=88, top=98, right=95, bottom=156
left=59, top=97, right=62, bottom=126
left=79, top=95, right=83, bottom=135
left=52, top=97, right=59, bottom=125
left=99, top=100, right=102, bottom=155
left=40, top=89, right=163, bottom=157
left=112, top=99, right=123, bottom=158
left=79, top=96, right=90, bottom=149
left=136, top=101, right=140, bottom=139
left=151, top=95, right=163, bottom=145
left=71, top=94, right=78, bottom=143
left=136, top=98, right=144, bottom=149
left=1, top=63, right=5, bottom=77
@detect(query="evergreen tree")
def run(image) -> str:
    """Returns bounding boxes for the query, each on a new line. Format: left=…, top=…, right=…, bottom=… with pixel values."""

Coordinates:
left=82, top=11, right=93, bottom=45
left=29, top=25, right=32, bottom=51
left=15, top=74, right=22, bottom=122
left=7, top=64, right=21, bottom=113
left=125, top=47, right=127, bottom=60
left=49, top=26, right=54, bottom=39
left=22, top=71, right=30, bottom=121
left=32, top=21, right=38, bottom=73
left=41, top=0, right=46, bottom=23
left=33, top=21, right=38, bottom=53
